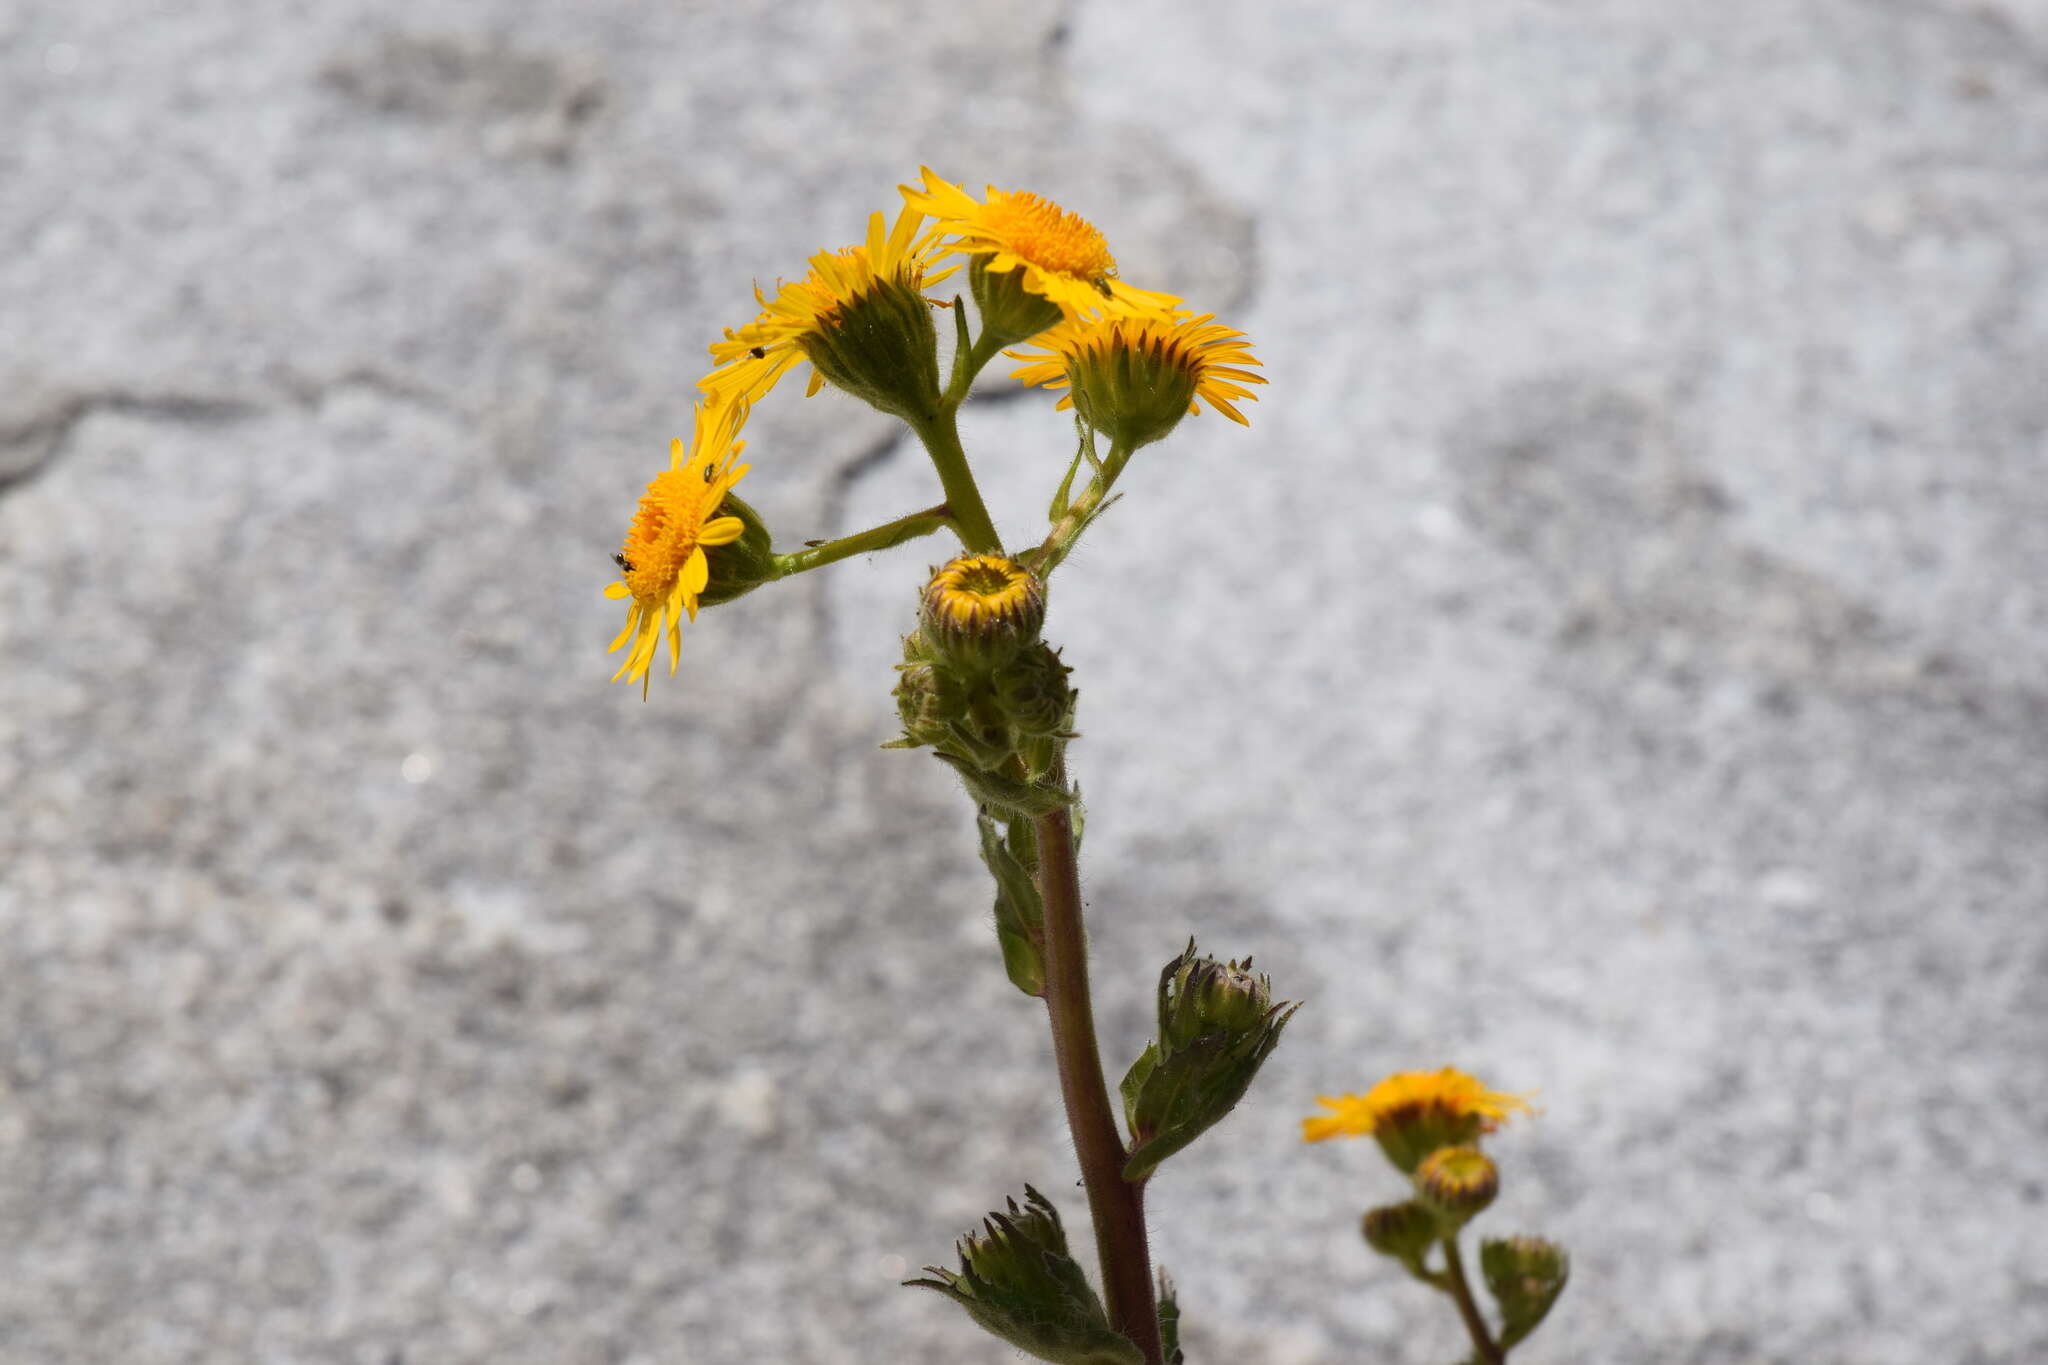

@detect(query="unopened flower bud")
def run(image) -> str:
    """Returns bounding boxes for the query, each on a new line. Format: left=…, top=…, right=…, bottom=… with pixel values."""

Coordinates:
left=907, top=1187, right=1143, bottom=1365
left=1121, top=941, right=1298, bottom=1182
left=1415, top=1145, right=1498, bottom=1225
left=891, top=634, right=971, bottom=751
left=993, top=642, right=1074, bottom=738
left=1361, top=1200, right=1440, bottom=1271
left=920, top=555, right=1046, bottom=673
left=1158, top=946, right=1272, bottom=1055
left=1480, top=1235, right=1570, bottom=1349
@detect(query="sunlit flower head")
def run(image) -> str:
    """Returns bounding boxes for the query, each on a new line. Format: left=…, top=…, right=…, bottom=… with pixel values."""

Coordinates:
left=605, top=400, right=752, bottom=695
left=1008, top=310, right=1266, bottom=434
left=701, top=205, right=958, bottom=410
left=1303, top=1067, right=1533, bottom=1172
left=901, top=166, right=1177, bottom=321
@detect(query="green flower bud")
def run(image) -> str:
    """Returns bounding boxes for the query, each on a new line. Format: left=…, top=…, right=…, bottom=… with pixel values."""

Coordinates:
left=1361, top=1199, right=1440, bottom=1273
left=920, top=555, right=1047, bottom=673
left=1480, top=1235, right=1570, bottom=1349
left=1158, top=946, right=1272, bottom=1054
left=907, top=1187, right=1143, bottom=1365
left=798, top=272, right=943, bottom=422
left=694, top=492, right=778, bottom=607
left=970, top=254, right=1066, bottom=349
left=1120, top=940, right=1298, bottom=1182
left=889, top=634, right=971, bottom=751
left=994, top=642, right=1075, bottom=739
left=1414, top=1145, right=1498, bottom=1226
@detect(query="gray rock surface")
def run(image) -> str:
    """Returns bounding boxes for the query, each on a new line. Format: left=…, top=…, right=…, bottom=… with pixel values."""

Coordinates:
left=5, top=1, right=2046, bottom=1362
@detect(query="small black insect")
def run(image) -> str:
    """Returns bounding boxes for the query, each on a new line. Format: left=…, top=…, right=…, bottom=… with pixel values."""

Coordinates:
left=613, top=552, right=633, bottom=574
left=749, top=346, right=767, bottom=359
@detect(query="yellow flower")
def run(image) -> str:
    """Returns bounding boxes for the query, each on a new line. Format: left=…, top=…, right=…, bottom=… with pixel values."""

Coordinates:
left=922, top=555, right=1044, bottom=640
left=1303, top=1068, right=1533, bottom=1172
left=1007, top=310, right=1266, bottom=431
left=605, top=400, right=752, bottom=695
left=700, top=204, right=958, bottom=411
left=900, top=166, right=1177, bottom=321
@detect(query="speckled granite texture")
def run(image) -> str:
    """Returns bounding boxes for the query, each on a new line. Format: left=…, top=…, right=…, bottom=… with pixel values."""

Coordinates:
left=4, top=2, right=2046, bottom=1362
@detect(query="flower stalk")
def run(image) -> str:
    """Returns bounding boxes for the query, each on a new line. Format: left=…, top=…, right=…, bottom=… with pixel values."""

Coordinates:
left=770, top=505, right=952, bottom=577
left=908, top=405, right=1002, bottom=555
left=1033, top=771, right=1164, bottom=1365
left=1441, top=1234, right=1506, bottom=1365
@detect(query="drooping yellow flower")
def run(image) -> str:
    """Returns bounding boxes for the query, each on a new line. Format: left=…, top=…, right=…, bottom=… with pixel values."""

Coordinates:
left=900, top=166, right=1177, bottom=321
left=700, top=205, right=958, bottom=411
left=1303, top=1068, right=1533, bottom=1171
left=1007, top=310, right=1266, bottom=432
left=605, top=400, right=752, bottom=695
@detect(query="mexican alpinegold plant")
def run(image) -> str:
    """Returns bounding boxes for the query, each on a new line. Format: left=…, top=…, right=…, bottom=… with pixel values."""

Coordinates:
left=600, top=168, right=1563, bottom=1364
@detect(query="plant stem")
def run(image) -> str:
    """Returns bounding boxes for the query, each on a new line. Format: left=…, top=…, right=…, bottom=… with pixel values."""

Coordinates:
left=1439, top=1234, right=1506, bottom=1365
left=1033, top=774, right=1162, bottom=1365
left=1036, top=440, right=1133, bottom=576
left=909, top=406, right=1002, bottom=555
left=770, top=505, right=951, bottom=577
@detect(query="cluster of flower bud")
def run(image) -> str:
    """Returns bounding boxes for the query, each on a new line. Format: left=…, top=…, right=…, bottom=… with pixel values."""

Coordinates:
left=890, top=556, right=1075, bottom=803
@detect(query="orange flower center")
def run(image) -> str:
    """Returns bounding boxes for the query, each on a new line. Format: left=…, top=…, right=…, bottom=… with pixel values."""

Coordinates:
left=983, top=190, right=1117, bottom=280
left=620, top=466, right=724, bottom=598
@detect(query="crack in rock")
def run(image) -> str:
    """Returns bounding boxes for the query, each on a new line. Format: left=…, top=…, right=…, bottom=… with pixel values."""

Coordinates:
left=0, top=391, right=263, bottom=492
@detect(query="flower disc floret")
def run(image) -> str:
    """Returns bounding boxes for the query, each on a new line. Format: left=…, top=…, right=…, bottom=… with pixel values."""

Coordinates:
left=701, top=204, right=957, bottom=410
left=901, top=166, right=1177, bottom=320
left=605, top=400, right=752, bottom=695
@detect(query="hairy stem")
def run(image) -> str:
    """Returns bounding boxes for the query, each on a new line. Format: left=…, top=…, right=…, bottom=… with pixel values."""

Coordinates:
left=1036, top=440, right=1133, bottom=576
left=908, top=407, right=1001, bottom=554
left=1033, top=778, right=1162, bottom=1365
left=770, top=505, right=950, bottom=577
left=1440, top=1233, right=1506, bottom=1365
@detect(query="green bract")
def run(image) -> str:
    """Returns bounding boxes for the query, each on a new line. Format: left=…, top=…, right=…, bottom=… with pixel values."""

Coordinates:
left=905, top=1188, right=1144, bottom=1365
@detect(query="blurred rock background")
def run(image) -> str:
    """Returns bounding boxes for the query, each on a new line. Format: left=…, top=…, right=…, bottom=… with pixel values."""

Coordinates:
left=4, top=1, right=2046, bottom=1361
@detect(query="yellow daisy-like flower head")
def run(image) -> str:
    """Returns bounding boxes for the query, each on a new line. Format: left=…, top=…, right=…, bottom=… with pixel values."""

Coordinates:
left=901, top=166, right=1178, bottom=330
left=918, top=554, right=1046, bottom=672
left=605, top=400, right=753, bottom=696
left=701, top=205, right=958, bottom=418
left=1007, top=310, right=1265, bottom=449
left=1302, top=1067, right=1534, bottom=1173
